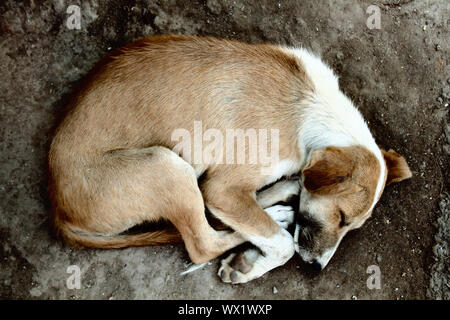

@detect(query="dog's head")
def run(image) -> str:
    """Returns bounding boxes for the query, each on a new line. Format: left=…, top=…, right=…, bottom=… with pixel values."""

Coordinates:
left=295, top=146, right=411, bottom=270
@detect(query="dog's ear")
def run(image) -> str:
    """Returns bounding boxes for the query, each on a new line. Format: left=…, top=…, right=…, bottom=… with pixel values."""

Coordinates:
left=382, top=149, right=412, bottom=186
left=302, top=147, right=354, bottom=195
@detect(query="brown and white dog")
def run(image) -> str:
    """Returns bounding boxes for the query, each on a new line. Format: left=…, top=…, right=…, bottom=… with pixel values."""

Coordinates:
left=48, top=35, right=412, bottom=284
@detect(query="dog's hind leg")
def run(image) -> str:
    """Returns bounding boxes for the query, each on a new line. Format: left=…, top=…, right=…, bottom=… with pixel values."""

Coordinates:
left=51, top=146, right=244, bottom=262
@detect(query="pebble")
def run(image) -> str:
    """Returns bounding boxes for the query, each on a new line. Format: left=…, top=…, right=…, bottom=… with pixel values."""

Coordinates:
left=443, top=91, right=450, bottom=99
left=273, top=286, right=278, bottom=294
left=351, top=295, right=357, bottom=300
left=376, top=255, right=382, bottom=264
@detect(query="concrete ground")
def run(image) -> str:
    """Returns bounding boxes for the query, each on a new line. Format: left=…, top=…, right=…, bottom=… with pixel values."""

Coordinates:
left=0, top=0, right=448, bottom=300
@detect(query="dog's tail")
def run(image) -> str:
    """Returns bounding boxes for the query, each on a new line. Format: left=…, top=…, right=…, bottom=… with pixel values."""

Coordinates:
left=52, top=212, right=183, bottom=249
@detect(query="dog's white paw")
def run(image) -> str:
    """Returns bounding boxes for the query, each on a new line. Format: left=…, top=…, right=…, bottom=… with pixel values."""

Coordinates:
left=218, top=253, right=237, bottom=283
left=218, top=249, right=261, bottom=284
left=264, top=205, right=294, bottom=229
left=218, top=229, right=295, bottom=284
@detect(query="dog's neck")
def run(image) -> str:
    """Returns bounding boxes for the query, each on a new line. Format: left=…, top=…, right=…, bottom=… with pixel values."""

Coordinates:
left=284, top=47, right=382, bottom=170
left=284, top=46, right=387, bottom=216
left=296, top=92, right=380, bottom=169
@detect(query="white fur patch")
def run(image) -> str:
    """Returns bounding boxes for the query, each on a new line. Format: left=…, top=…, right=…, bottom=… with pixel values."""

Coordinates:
left=265, top=205, right=294, bottom=229
left=264, top=159, right=300, bottom=185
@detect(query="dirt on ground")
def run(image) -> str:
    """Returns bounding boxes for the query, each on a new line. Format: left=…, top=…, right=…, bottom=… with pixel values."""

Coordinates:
left=0, top=0, right=448, bottom=299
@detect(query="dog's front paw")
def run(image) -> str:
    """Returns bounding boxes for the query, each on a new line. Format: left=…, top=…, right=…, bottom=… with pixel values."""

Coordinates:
left=264, top=205, right=294, bottom=229
left=218, top=248, right=261, bottom=284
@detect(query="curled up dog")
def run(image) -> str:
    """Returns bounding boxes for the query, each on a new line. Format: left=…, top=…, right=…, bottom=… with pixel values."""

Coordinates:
left=48, top=35, right=412, bottom=284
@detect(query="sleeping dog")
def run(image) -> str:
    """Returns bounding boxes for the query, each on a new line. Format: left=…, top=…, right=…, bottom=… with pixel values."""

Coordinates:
left=49, top=35, right=412, bottom=284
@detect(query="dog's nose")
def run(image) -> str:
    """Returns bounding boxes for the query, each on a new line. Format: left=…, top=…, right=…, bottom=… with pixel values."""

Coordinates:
left=310, top=260, right=322, bottom=271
